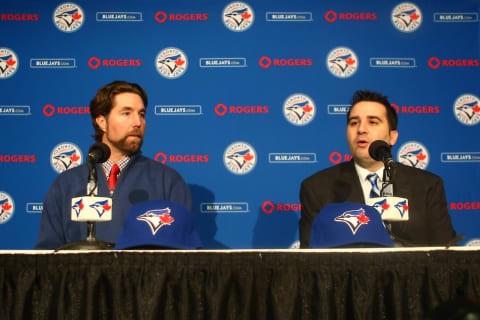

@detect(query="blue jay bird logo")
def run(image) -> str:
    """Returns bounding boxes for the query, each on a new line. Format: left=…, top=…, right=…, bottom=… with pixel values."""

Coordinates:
left=225, top=8, right=251, bottom=26
left=53, top=150, right=79, bottom=170
left=398, top=142, right=429, bottom=170
left=53, top=3, right=84, bottom=32
left=454, top=94, right=480, bottom=126
left=155, top=48, right=188, bottom=79
left=0, top=48, right=18, bottom=79
left=90, top=200, right=112, bottom=218
left=456, top=101, right=480, bottom=121
left=55, top=8, right=81, bottom=27
left=0, top=192, right=14, bottom=224
left=224, top=142, right=257, bottom=175
left=394, top=200, right=409, bottom=218
left=158, top=54, right=184, bottom=74
left=72, top=199, right=84, bottom=218
left=370, top=199, right=390, bottom=216
left=392, top=3, right=422, bottom=32
left=51, top=142, right=83, bottom=174
left=222, top=2, right=254, bottom=31
left=334, top=208, right=370, bottom=235
left=327, top=47, right=358, bottom=78
left=137, top=208, right=175, bottom=235
left=283, top=94, right=316, bottom=126
left=226, top=148, right=254, bottom=170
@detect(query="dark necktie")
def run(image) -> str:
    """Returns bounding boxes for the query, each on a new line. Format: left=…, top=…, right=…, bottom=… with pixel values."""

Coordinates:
left=107, top=164, right=120, bottom=191
left=367, top=173, right=381, bottom=198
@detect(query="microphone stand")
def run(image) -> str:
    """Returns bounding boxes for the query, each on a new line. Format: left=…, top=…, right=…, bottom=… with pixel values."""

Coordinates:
left=55, top=160, right=113, bottom=251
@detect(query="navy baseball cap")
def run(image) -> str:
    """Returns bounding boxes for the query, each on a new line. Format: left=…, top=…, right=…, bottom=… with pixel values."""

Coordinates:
left=114, top=200, right=203, bottom=250
left=310, top=202, right=394, bottom=248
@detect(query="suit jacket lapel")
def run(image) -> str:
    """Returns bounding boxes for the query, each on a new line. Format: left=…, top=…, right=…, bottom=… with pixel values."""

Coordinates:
left=338, top=160, right=365, bottom=204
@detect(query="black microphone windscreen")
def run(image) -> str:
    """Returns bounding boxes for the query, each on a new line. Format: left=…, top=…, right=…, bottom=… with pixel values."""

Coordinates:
left=88, top=142, right=111, bottom=163
left=368, top=140, right=391, bottom=162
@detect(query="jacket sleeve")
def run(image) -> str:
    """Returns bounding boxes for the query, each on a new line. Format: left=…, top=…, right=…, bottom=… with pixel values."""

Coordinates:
left=34, top=179, right=66, bottom=249
left=426, top=176, right=457, bottom=244
left=299, top=180, right=321, bottom=248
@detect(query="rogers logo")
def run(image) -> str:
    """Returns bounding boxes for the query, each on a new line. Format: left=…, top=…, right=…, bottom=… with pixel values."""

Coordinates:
left=214, top=104, right=269, bottom=116
left=43, top=104, right=90, bottom=117
left=450, top=202, right=480, bottom=210
left=261, top=201, right=301, bottom=214
left=259, top=56, right=313, bottom=69
left=329, top=152, right=352, bottom=164
left=1, top=13, right=39, bottom=21
left=0, top=155, right=37, bottom=163
left=155, top=11, right=208, bottom=23
left=88, top=57, right=142, bottom=69
left=428, top=57, right=479, bottom=69
left=154, top=152, right=209, bottom=164
left=391, top=103, right=440, bottom=114
left=325, top=11, right=377, bottom=22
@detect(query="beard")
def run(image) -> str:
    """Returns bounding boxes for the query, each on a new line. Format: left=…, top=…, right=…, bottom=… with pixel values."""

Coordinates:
left=107, top=131, right=144, bottom=155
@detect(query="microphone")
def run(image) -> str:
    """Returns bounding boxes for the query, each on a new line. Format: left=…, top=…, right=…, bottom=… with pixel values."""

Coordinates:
left=368, top=140, right=395, bottom=167
left=86, top=143, right=110, bottom=196
left=87, top=142, right=111, bottom=164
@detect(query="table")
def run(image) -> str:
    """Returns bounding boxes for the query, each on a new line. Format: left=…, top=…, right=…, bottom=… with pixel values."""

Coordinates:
left=1, top=248, right=480, bottom=320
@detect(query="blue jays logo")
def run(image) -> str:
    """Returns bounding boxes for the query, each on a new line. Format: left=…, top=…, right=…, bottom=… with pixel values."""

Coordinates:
left=72, top=199, right=84, bottom=217
left=90, top=200, right=112, bottom=218
left=53, top=3, right=84, bottom=33
left=223, top=2, right=254, bottom=32
left=370, top=199, right=391, bottom=216
left=155, top=47, right=188, bottom=79
left=334, top=208, right=370, bottom=235
left=283, top=94, right=316, bottom=126
left=224, top=142, right=257, bottom=175
left=454, top=94, right=480, bottom=126
left=50, top=142, right=83, bottom=174
left=0, top=192, right=14, bottom=224
left=137, top=207, right=175, bottom=235
left=397, top=141, right=429, bottom=169
left=0, top=48, right=18, bottom=79
left=392, top=3, right=422, bottom=33
left=327, top=47, right=358, bottom=78
left=394, top=200, right=409, bottom=218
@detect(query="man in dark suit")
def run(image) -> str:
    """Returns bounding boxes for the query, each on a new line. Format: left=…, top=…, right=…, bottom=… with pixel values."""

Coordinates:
left=299, top=89, right=457, bottom=248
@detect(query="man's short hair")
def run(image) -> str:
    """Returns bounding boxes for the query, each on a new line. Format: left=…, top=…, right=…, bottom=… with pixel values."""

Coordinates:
left=90, top=80, right=148, bottom=142
left=347, top=89, right=398, bottom=131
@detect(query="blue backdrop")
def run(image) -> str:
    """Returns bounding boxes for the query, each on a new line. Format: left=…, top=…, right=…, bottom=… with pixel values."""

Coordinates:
left=1, top=0, right=479, bottom=249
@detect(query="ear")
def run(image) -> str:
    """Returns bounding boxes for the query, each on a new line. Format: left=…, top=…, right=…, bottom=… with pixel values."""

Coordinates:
left=96, top=115, right=107, bottom=133
left=389, top=130, right=399, bottom=147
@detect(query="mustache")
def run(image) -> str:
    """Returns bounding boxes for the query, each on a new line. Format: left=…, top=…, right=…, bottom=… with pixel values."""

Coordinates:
left=127, top=129, right=143, bottom=136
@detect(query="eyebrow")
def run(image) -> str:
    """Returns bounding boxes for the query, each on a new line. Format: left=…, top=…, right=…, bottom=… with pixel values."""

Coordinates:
left=348, top=115, right=383, bottom=122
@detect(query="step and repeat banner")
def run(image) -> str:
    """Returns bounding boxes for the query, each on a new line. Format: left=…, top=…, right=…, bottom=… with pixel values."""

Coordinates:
left=1, top=0, right=479, bottom=249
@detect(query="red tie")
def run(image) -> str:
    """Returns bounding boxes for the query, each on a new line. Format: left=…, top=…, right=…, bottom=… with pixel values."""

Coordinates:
left=107, top=164, right=120, bottom=191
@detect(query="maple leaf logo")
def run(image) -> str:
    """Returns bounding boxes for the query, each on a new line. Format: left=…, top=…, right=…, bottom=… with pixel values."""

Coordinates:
left=416, top=153, right=426, bottom=161
left=175, top=57, right=185, bottom=66
left=357, top=213, right=370, bottom=224
left=103, top=203, right=111, bottom=211
left=2, top=202, right=12, bottom=211
left=241, top=11, right=251, bottom=19
left=345, top=57, right=356, bottom=65
left=382, top=202, right=390, bottom=210
left=473, top=104, right=480, bottom=113
left=243, top=153, right=254, bottom=161
left=79, top=202, right=84, bottom=210
left=403, top=203, right=409, bottom=211
left=70, top=153, right=80, bottom=162
left=6, top=58, right=16, bottom=67
left=72, top=12, right=82, bottom=20
left=160, top=212, right=174, bottom=225
left=410, top=12, right=420, bottom=20
left=303, top=104, right=313, bottom=113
